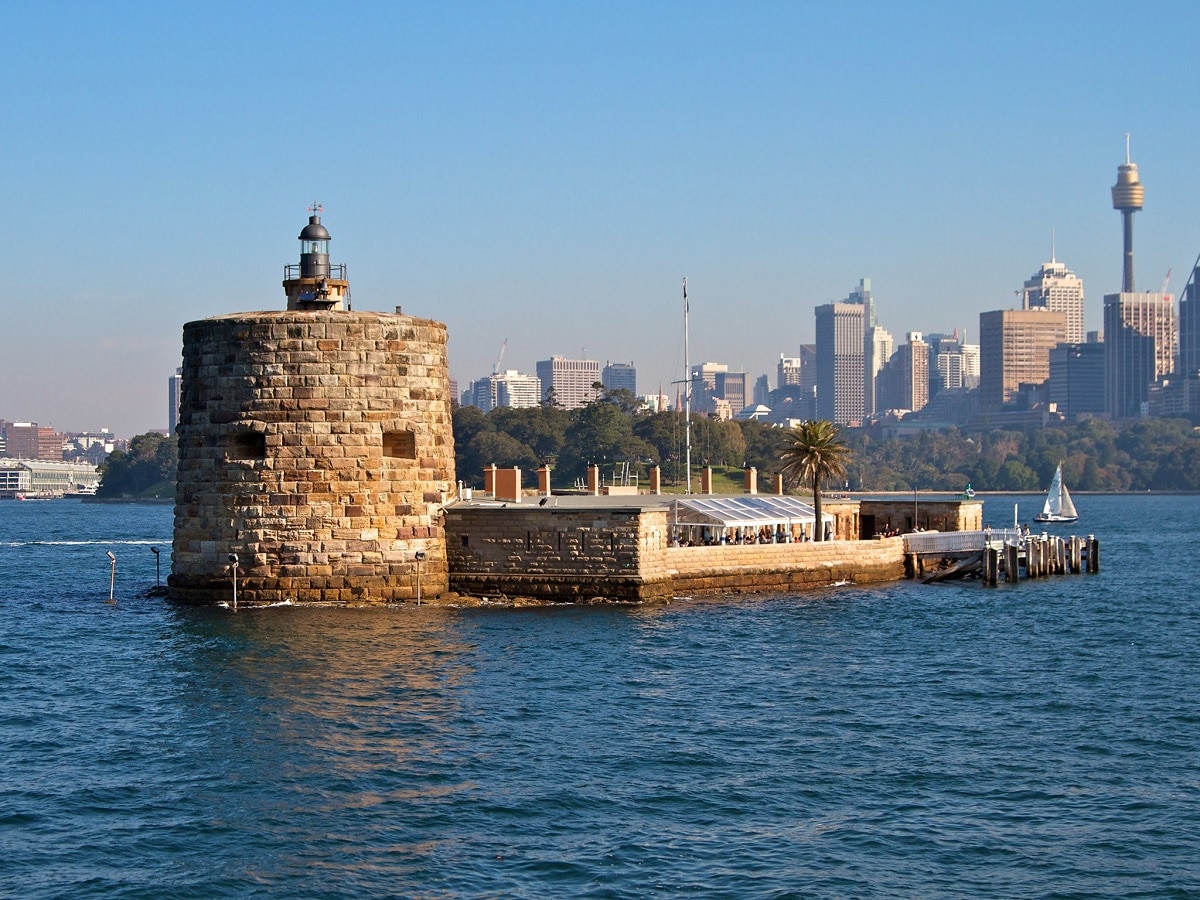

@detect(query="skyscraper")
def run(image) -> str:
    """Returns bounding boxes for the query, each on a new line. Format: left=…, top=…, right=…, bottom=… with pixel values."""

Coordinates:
left=815, top=301, right=865, bottom=425
left=901, top=331, right=929, bottom=414
left=168, top=367, right=182, bottom=434
left=1178, top=264, right=1200, bottom=378
left=960, top=342, right=980, bottom=388
left=1104, top=292, right=1176, bottom=418
left=752, top=374, right=770, bottom=407
left=536, top=357, right=601, bottom=409
left=875, top=332, right=929, bottom=415
left=714, top=371, right=748, bottom=414
left=777, top=355, right=803, bottom=388
left=770, top=350, right=816, bottom=422
left=979, top=309, right=1067, bottom=410
left=864, top=324, right=894, bottom=417
left=798, top=345, right=817, bottom=395
left=847, top=277, right=875, bottom=328
left=601, top=361, right=637, bottom=395
left=468, top=370, right=542, bottom=411
left=1022, top=257, right=1085, bottom=344
left=689, top=362, right=728, bottom=415
left=925, top=333, right=960, bottom=395
left=1048, top=342, right=1105, bottom=420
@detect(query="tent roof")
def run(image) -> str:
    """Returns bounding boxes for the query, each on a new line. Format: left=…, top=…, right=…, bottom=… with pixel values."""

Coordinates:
left=672, top=495, right=832, bottom=528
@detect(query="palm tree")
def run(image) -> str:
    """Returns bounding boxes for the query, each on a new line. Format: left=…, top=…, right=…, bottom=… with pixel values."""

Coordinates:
left=778, top=419, right=852, bottom=542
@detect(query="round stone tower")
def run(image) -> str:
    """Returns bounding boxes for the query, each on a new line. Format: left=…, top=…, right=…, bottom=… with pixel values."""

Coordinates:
left=169, top=212, right=454, bottom=604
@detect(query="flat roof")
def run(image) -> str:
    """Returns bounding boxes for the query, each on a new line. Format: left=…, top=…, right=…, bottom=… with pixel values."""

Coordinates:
left=448, top=493, right=834, bottom=527
left=673, top=495, right=831, bottom=528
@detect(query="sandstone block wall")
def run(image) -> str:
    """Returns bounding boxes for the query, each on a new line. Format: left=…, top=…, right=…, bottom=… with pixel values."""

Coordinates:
left=445, top=505, right=906, bottom=603
left=663, top=536, right=906, bottom=596
left=819, top=501, right=860, bottom=541
left=859, top=499, right=983, bottom=535
left=170, top=311, right=454, bottom=604
left=446, top=506, right=670, bottom=602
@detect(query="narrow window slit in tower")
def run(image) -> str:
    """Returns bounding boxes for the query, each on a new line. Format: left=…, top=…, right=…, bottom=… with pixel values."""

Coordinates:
left=227, top=431, right=266, bottom=461
left=383, top=431, right=416, bottom=459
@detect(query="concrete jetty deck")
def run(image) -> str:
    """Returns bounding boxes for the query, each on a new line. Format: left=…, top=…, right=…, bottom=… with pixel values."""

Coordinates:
left=905, top=529, right=1100, bottom=584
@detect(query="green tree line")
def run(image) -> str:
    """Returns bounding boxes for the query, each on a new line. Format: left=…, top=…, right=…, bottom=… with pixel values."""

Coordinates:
left=105, top=406, right=1200, bottom=496
left=97, top=432, right=177, bottom=498
left=455, top=398, right=1200, bottom=493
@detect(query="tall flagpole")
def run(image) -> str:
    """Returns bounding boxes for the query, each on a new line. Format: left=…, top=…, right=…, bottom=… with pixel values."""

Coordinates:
left=683, top=277, right=691, bottom=495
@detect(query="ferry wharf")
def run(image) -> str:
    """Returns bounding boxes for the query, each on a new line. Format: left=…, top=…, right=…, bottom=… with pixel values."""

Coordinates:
left=906, top=529, right=1100, bottom=585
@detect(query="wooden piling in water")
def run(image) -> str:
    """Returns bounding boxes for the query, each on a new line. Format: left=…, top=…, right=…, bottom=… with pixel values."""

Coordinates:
left=1005, top=543, right=1020, bottom=583
left=1086, top=536, right=1100, bottom=573
left=915, top=530, right=1097, bottom=588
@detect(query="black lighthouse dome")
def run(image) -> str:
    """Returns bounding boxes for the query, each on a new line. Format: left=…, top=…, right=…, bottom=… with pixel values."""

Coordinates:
left=298, top=210, right=330, bottom=278
left=299, top=215, right=331, bottom=242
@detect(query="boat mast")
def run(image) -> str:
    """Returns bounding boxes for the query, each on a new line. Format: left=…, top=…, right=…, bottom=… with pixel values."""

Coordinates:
left=683, top=277, right=692, bottom=494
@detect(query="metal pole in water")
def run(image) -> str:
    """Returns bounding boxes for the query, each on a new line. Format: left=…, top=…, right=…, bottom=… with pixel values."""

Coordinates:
left=150, top=546, right=160, bottom=588
left=106, top=551, right=116, bottom=603
left=228, top=553, right=239, bottom=612
left=683, top=277, right=691, bottom=495
left=415, top=551, right=426, bottom=605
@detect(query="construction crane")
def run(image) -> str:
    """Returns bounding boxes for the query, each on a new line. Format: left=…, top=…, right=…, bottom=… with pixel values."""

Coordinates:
left=492, top=338, right=508, bottom=375
left=1161, top=268, right=1172, bottom=295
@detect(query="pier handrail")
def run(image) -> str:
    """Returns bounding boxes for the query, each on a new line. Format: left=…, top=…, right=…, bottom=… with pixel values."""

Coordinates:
left=903, top=529, right=1022, bottom=554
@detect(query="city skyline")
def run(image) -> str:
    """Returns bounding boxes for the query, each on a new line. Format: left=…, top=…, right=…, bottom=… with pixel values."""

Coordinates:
left=2, top=3, right=1198, bottom=437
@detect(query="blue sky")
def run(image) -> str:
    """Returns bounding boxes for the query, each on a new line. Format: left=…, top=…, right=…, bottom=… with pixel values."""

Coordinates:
left=3, top=1, right=1198, bottom=436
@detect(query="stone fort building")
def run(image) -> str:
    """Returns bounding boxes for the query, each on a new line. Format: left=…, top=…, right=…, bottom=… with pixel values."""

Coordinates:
left=169, top=211, right=455, bottom=603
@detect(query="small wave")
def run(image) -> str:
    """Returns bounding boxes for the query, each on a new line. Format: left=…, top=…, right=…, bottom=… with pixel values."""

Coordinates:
left=2, top=539, right=169, bottom=548
left=215, top=599, right=296, bottom=611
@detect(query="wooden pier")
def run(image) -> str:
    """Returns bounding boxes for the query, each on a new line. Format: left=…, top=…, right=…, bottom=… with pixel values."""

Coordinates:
left=904, top=530, right=1100, bottom=585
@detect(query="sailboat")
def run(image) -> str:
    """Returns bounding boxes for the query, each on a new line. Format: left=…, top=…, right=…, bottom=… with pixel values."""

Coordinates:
left=1034, top=463, right=1078, bottom=524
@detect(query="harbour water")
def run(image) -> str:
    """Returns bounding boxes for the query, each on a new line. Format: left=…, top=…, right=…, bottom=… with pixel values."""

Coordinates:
left=2, top=495, right=1198, bottom=897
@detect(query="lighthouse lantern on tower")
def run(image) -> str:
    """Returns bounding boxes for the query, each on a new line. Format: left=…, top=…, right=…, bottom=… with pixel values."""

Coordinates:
left=283, top=203, right=350, bottom=310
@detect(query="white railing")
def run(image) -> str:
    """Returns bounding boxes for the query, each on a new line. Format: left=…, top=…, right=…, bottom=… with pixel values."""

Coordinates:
left=903, top=529, right=1022, bottom=554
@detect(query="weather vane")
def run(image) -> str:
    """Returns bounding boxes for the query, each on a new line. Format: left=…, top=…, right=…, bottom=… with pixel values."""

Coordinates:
left=308, top=201, right=323, bottom=216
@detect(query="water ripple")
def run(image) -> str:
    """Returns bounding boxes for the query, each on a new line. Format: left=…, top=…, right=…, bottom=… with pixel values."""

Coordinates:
left=2, top=498, right=1200, bottom=896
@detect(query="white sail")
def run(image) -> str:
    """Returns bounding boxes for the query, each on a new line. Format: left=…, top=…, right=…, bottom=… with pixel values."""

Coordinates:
left=1037, top=463, right=1077, bottom=522
left=1041, top=465, right=1063, bottom=517
left=1058, top=478, right=1077, bottom=519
